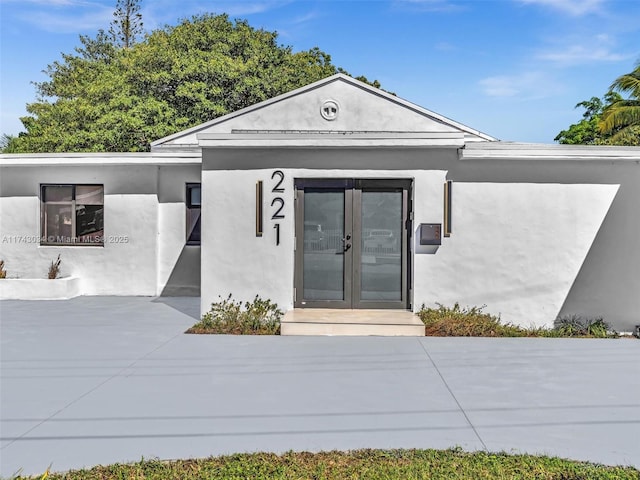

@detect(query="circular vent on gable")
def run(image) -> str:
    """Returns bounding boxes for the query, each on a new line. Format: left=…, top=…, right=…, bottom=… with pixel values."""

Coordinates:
left=320, top=100, right=339, bottom=121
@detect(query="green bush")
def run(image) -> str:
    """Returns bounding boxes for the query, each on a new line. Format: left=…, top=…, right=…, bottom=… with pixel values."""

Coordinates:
left=418, top=304, right=620, bottom=338
left=187, top=294, right=282, bottom=335
left=554, top=315, right=617, bottom=338
left=418, top=303, right=528, bottom=337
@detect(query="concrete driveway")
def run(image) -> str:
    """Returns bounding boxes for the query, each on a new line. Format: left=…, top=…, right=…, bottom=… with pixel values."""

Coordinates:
left=1, top=297, right=638, bottom=477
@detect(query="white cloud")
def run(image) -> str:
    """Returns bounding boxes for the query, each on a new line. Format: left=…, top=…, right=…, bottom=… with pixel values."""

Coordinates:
left=518, top=0, right=606, bottom=16
left=538, top=45, right=629, bottom=64
left=2, top=0, right=96, bottom=7
left=434, top=41, right=456, bottom=51
left=479, top=71, right=564, bottom=99
left=18, top=6, right=113, bottom=33
left=536, top=33, right=633, bottom=66
left=4, top=0, right=112, bottom=33
left=291, top=10, right=320, bottom=25
left=141, top=0, right=292, bottom=31
left=212, top=1, right=291, bottom=16
left=392, top=0, right=464, bottom=13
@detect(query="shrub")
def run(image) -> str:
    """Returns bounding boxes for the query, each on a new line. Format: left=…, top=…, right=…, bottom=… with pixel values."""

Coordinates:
left=554, top=315, right=617, bottom=338
left=0, top=259, right=6, bottom=279
left=418, top=303, right=622, bottom=338
left=187, top=294, right=282, bottom=335
left=48, top=255, right=61, bottom=279
left=418, top=303, right=528, bottom=337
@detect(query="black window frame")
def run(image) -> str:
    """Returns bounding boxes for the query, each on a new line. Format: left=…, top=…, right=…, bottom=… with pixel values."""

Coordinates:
left=186, top=183, right=201, bottom=245
left=40, top=184, right=104, bottom=246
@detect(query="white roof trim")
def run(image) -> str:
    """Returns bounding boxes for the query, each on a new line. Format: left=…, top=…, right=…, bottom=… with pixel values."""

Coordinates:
left=152, top=73, right=497, bottom=148
left=462, top=142, right=640, bottom=161
left=197, top=132, right=465, bottom=148
left=0, top=152, right=201, bottom=167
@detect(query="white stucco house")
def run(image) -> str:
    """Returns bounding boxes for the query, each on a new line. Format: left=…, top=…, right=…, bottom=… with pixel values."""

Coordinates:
left=1, top=74, right=638, bottom=333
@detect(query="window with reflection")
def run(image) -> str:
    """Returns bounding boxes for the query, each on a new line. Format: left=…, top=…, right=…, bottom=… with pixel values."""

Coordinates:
left=186, top=183, right=201, bottom=245
left=41, top=185, right=104, bottom=245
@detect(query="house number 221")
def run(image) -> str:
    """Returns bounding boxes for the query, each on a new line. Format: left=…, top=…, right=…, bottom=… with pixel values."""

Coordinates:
left=271, top=170, right=285, bottom=245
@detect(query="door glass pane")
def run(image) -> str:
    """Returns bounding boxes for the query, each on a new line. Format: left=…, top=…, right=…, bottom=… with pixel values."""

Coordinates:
left=303, top=190, right=344, bottom=300
left=361, top=190, right=402, bottom=301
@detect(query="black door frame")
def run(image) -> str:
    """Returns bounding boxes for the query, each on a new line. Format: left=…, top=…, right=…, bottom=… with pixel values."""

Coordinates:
left=294, top=178, right=412, bottom=310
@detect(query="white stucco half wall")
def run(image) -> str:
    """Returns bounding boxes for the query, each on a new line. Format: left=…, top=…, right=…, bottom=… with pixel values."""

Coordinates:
left=418, top=183, right=620, bottom=327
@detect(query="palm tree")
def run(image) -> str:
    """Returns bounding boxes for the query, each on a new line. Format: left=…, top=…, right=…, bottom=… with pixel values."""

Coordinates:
left=599, top=64, right=640, bottom=145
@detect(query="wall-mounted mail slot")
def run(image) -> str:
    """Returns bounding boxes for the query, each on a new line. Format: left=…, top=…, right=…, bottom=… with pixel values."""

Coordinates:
left=419, top=223, right=441, bottom=245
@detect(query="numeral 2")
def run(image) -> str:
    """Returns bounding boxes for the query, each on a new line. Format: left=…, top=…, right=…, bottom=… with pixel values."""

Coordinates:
left=271, top=170, right=285, bottom=193
left=271, top=197, right=285, bottom=219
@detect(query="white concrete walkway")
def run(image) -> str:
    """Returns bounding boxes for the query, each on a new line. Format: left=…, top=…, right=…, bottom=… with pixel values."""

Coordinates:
left=1, top=297, right=638, bottom=476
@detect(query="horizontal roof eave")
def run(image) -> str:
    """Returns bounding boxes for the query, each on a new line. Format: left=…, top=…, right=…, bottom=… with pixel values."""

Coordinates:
left=150, top=145, right=202, bottom=153
left=0, top=152, right=202, bottom=167
left=462, top=142, right=640, bottom=161
left=197, top=131, right=466, bottom=148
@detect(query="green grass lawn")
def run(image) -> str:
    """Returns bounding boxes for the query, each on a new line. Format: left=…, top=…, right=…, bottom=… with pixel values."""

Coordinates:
left=15, top=449, right=640, bottom=480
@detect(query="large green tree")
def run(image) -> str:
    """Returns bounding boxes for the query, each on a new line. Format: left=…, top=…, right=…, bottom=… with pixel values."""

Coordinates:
left=6, top=14, right=381, bottom=153
left=599, top=63, right=640, bottom=145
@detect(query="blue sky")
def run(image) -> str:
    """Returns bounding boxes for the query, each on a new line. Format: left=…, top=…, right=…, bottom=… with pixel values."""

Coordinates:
left=1, top=0, right=639, bottom=143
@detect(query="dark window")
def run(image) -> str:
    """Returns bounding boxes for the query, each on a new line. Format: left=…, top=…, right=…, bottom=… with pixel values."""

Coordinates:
left=186, top=183, right=201, bottom=245
left=41, top=185, right=104, bottom=245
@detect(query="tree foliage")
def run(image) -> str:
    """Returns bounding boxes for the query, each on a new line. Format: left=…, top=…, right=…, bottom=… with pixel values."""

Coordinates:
left=599, top=63, right=640, bottom=145
left=109, top=0, right=143, bottom=49
left=554, top=93, right=621, bottom=145
left=556, top=63, right=640, bottom=146
left=6, top=14, right=382, bottom=153
left=0, top=134, right=17, bottom=153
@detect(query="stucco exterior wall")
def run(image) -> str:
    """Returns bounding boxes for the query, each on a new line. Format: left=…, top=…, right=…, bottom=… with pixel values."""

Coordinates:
left=1, top=146, right=637, bottom=331
left=200, top=147, right=452, bottom=315
left=200, top=165, right=446, bottom=314
left=420, top=182, right=619, bottom=328
left=201, top=146, right=638, bottom=331
left=0, top=163, right=200, bottom=297
left=450, top=154, right=640, bottom=331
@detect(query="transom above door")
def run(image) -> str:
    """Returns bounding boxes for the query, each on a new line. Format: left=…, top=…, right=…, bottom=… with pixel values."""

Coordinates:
left=294, top=178, right=411, bottom=309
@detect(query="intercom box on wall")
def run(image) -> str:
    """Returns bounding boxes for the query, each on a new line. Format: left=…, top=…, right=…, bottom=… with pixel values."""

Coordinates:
left=419, top=223, right=442, bottom=245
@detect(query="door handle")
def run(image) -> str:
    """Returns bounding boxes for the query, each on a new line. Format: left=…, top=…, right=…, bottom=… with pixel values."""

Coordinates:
left=340, top=234, right=352, bottom=252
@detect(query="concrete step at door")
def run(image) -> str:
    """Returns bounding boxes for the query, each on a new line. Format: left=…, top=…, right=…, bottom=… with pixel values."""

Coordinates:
left=281, top=309, right=425, bottom=336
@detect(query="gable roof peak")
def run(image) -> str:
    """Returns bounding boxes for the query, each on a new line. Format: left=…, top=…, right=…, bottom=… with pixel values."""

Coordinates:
left=152, top=73, right=497, bottom=149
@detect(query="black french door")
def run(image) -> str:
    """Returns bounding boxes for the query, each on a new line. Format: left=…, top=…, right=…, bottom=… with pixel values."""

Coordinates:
left=294, top=179, right=411, bottom=309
